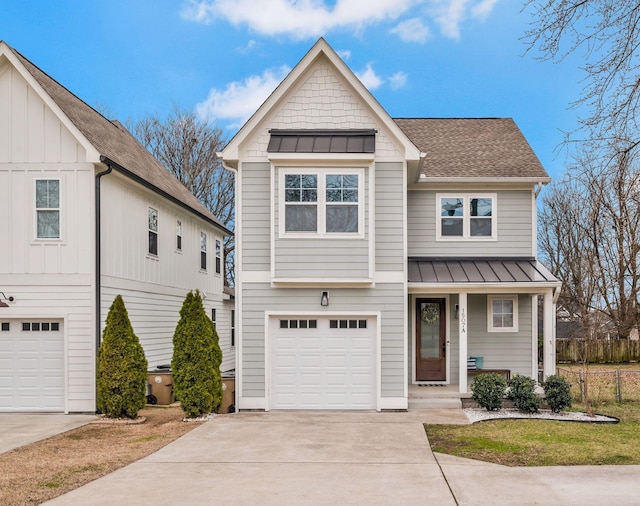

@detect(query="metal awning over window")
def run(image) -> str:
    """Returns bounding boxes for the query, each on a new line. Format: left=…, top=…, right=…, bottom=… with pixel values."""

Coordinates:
left=267, top=129, right=376, bottom=153
left=408, top=258, right=559, bottom=285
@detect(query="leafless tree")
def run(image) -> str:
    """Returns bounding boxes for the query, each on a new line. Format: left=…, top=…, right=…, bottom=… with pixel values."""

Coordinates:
left=133, top=107, right=235, bottom=286
left=523, top=1, right=640, bottom=151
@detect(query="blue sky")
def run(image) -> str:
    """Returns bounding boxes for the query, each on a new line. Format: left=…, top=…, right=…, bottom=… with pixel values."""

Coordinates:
left=1, top=0, right=586, bottom=180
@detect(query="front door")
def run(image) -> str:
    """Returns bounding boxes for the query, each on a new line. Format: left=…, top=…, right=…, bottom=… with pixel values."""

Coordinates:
left=416, top=298, right=446, bottom=382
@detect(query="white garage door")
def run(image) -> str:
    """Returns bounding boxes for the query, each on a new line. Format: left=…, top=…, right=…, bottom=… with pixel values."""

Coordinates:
left=270, top=316, right=376, bottom=410
left=0, top=320, right=64, bottom=412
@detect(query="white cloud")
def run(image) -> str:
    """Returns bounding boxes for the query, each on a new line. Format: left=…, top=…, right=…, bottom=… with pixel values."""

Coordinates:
left=181, top=0, right=415, bottom=38
left=236, top=39, right=257, bottom=54
left=196, top=65, right=291, bottom=126
left=427, top=0, right=499, bottom=40
left=390, top=17, right=430, bottom=44
left=389, top=71, right=408, bottom=90
left=355, top=64, right=384, bottom=90
left=336, top=49, right=352, bottom=61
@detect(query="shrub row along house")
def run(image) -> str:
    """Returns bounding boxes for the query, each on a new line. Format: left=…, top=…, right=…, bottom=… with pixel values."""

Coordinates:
left=0, top=41, right=233, bottom=412
left=0, top=38, right=560, bottom=413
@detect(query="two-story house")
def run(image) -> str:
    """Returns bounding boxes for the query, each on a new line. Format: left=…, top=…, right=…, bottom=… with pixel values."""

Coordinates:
left=220, top=38, right=560, bottom=411
left=0, top=42, right=234, bottom=413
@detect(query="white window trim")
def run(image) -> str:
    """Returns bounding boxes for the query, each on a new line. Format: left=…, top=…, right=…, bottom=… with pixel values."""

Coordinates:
left=34, top=178, right=62, bottom=241
left=278, top=167, right=365, bottom=239
left=215, top=238, right=222, bottom=275
left=487, top=295, right=519, bottom=332
left=435, top=193, right=497, bottom=241
left=148, top=207, right=159, bottom=257
left=176, top=219, right=183, bottom=252
left=200, top=231, right=207, bottom=271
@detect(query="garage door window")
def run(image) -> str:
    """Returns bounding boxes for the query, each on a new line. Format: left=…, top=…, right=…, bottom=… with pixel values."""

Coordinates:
left=22, top=322, right=59, bottom=332
left=279, top=319, right=317, bottom=329
left=329, top=319, right=367, bottom=329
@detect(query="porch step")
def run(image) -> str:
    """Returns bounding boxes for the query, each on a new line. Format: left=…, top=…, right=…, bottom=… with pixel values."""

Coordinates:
left=407, top=384, right=466, bottom=409
left=408, top=397, right=462, bottom=409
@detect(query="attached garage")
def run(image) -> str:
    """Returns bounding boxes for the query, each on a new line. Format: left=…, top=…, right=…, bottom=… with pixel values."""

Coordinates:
left=0, top=320, right=64, bottom=412
left=270, top=316, right=376, bottom=410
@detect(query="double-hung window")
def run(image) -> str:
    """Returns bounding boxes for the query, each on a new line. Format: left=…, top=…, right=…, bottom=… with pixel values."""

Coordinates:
left=148, top=207, right=158, bottom=255
left=487, top=295, right=518, bottom=332
left=281, top=169, right=363, bottom=236
left=437, top=194, right=496, bottom=240
left=35, top=179, right=60, bottom=239
left=200, top=232, right=207, bottom=271
left=176, top=220, right=182, bottom=251
left=215, top=239, right=221, bottom=274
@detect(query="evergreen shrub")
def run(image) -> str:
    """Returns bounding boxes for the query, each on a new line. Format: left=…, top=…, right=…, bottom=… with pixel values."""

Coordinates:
left=172, top=291, right=222, bottom=418
left=471, top=373, right=507, bottom=411
left=96, top=295, right=148, bottom=418
left=507, top=374, right=541, bottom=413
left=542, top=375, right=572, bottom=413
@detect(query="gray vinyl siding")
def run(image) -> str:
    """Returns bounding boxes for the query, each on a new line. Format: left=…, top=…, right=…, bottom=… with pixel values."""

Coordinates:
left=273, top=168, right=370, bottom=278
left=240, top=282, right=405, bottom=399
left=448, top=294, right=533, bottom=384
left=407, top=190, right=533, bottom=257
left=375, top=162, right=405, bottom=271
left=241, top=162, right=271, bottom=271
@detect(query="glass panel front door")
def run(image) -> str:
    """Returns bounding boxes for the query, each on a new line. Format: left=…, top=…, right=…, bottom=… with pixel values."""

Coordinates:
left=416, top=298, right=446, bottom=381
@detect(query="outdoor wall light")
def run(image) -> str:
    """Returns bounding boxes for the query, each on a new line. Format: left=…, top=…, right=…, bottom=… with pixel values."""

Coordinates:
left=320, top=291, right=329, bottom=307
left=0, top=292, right=14, bottom=308
left=455, top=304, right=459, bottom=319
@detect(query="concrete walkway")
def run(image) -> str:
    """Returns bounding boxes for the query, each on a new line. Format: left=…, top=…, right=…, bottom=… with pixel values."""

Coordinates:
left=34, top=409, right=640, bottom=505
left=0, top=413, right=97, bottom=454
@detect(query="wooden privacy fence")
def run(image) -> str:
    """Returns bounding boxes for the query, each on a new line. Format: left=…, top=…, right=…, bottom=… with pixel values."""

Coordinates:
left=556, top=338, right=640, bottom=363
left=557, top=367, right=640, bottom=403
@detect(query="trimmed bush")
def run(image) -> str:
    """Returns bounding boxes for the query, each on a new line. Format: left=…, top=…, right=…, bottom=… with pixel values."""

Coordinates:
left=507, top=374, right=541, bottom=413
left=172, top=291, right=222, bottom=418
left=543, top=375, right=572, bottom=413
left=96, top=295, right=148, bottom=418
left=471, top=373, right=507, bottom=411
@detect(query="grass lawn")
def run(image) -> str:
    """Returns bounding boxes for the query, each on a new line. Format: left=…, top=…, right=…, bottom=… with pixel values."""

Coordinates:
left=425, top=401, right=640, bottom=466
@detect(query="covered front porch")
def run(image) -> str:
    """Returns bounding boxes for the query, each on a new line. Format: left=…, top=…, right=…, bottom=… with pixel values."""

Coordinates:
left=408, top=258, right=561, bottom=395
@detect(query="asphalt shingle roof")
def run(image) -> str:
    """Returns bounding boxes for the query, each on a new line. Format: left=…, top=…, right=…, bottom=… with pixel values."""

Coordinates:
left=7, top=44, right=229, bottom=233
left=394, top=118, right=549, bottom=179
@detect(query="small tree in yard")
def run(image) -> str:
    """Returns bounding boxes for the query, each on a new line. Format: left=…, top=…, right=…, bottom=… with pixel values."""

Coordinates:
left=209, top=318, right=223, bottom=413
left=97, top=295, right=148, bottom=418
left=172, top=291, right=222, bottom=418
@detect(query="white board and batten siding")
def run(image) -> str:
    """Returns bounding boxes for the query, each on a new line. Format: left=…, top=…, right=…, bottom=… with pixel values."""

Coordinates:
left=0, top=58, right=96, bottom=412
left=99, top=173, right=232, bottom=370
left=407, top=190, right=534, bottom=258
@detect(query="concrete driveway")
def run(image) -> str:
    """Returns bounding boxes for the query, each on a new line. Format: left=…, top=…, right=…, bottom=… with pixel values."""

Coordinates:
left=43, top=409, right=640, bottom=505
left=0, top=413, right=97, bottom=454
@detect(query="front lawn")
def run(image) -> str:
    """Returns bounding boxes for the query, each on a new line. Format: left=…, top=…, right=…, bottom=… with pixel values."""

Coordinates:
left=425, top=401, right=640, bottom=466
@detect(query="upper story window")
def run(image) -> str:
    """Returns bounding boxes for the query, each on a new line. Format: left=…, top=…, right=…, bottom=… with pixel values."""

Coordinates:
left=281, top=168, right=364, bottom=237
left=176, top=220, right=182, bottom=251
left=200, top=232, right=207, bottom=271
left=215, top=239, right=221, bottom=274
left=35, top=179, right=60, bottom=239
left=148, top=207, right=158, bottom=256
left=437, top=194, right=496, bottom=240
left=487, top=295, right=518, bottom=332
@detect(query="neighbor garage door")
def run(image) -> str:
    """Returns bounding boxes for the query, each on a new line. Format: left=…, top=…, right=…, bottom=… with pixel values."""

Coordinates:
left=270, top=316, right=376, bottom=410
left=0, top=320, right=64, bottom=411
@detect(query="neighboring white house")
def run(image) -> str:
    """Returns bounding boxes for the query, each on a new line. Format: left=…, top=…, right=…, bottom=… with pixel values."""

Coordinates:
left=220, top=38, right=561, bottom=411
left=0, top=41, right=234, bottom=413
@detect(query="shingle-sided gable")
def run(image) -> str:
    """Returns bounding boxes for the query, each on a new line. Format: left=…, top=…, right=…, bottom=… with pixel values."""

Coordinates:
left=395, top=118, right=549, bottom=180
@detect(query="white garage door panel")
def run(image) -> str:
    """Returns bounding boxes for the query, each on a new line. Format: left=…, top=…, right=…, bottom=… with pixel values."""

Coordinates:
left=271, top=316, right=376, bottom=410
left=0, top=321, right=64, bottom=411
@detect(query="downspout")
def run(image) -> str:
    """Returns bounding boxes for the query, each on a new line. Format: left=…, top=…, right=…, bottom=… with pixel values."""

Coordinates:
left=95, top=163, right=113, bottom=365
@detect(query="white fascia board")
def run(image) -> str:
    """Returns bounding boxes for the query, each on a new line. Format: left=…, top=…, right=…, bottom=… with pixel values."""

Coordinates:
left=408, top=282, right=562, bottom=294
left=0, top=43, right=101, bottom=163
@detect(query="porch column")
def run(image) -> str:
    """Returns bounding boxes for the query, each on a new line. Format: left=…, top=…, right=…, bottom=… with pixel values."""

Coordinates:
left=458, top=292, right=468, bottom=393
left=543, top=290, right=556, bottom=379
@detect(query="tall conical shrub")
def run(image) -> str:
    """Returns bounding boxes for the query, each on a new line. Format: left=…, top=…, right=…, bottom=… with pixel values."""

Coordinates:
left=209, top=318, right=223, bottom=413
left=172, top=291, right=222, bottom=418
left=96, top=295, right=148, bottom=418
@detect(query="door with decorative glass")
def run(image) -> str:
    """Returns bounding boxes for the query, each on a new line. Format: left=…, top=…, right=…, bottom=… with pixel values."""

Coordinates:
left=416, top=298, right=446, bottom=381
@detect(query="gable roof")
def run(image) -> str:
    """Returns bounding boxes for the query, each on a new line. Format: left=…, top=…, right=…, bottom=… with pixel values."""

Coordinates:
left=395, top=118, right=549, bottom=181
left=221, top=38, right=422, bottom=165
left=1, top=41, right=231, bottom=234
